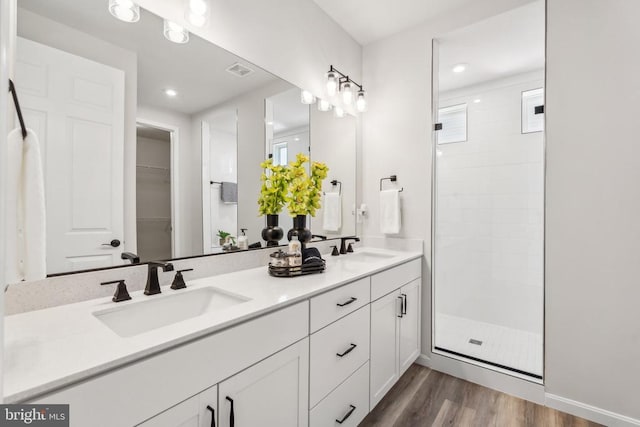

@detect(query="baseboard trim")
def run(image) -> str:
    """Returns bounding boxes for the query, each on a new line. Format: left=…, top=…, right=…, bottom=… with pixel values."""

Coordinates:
left=415, top=353, right=431, bottom=367
left=545, top=394, right=640, bottom=427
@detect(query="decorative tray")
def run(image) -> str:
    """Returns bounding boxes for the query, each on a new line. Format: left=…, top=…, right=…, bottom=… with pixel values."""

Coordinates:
left=268, top=260, right=326, bottom=278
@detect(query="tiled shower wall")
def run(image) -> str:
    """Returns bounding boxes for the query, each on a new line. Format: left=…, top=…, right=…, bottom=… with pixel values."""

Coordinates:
left=435, top=70, right=544, bottom=334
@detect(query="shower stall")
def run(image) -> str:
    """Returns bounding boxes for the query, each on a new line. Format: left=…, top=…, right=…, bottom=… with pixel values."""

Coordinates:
left=432, top=1, right=545, bottom=380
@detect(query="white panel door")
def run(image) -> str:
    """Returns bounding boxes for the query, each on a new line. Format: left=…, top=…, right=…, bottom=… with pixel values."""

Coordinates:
left=218, top=339, right=309, bottom=427
left=399, top=279, right=421, bottom=375
left=137, top=385, right=217, bottom=427
left=16, top=37, right=125, bottom=274
left=370, top=290, right=401, bottom=410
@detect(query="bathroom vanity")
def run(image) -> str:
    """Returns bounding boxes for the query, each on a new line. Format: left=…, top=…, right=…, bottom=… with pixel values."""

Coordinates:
left=4, top=248, right=422, bottom=427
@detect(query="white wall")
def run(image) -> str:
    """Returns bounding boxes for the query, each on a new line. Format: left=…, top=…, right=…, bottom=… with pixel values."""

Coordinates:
left=16, top=8, right=139, bottom=255
left=136, top=0, right=361, bottom=106
left=544, top=0, right=640, bottom=422
left=137, top=105, right=197, bottom=258
left=435, top=71, right=544, bottom=334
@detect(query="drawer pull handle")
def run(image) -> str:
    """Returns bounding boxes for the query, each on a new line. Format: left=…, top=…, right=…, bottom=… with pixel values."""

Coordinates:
left=401, top=293, right=407, bottom=315
left=397, top=296, right=404, bottom=318
left=336, top=297, right=357, bottom=307
left=336, top=343, right=357, bottom=357
left=226, top=396, right=234, bottom=427
left=206, top=405, right=216, bottom=427
left=336, top=405, right=356, bottom=424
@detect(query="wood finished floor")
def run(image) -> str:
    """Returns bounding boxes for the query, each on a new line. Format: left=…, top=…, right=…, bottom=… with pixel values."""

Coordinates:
left=359, top=364, right=602, bottom=427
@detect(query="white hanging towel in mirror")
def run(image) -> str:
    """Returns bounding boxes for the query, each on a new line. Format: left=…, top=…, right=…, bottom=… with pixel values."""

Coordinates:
left=379, top=189, right=401, bottom=234
left=6, top=128, right=47, bottom=283
left=323, top=192, right=342, bottom=232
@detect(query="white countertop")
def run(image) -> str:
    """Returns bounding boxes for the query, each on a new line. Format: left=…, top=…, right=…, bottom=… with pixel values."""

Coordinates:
left=3, top=247, right=421, bottom=403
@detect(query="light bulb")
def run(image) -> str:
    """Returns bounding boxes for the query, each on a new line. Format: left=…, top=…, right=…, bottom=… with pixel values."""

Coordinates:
left=300, top=90, right=316, bottom=105
left=326, top=71, right=338, bottom=97
left=165, top=88, right=178, bottom=97
left=164, top=20, right=190, bottom=44
left=356, top=90, right=367, bottom=112
left=109, top=0, right=140, bottom=23
left=341, top=81, right=353, bottom=105
left=317, top=99, right=332, bottom=112
left=333, top=106, right=345, bottom=118
left=452, top=63, right=467, bottom=73
left=186, top=0, right=209, bottom=27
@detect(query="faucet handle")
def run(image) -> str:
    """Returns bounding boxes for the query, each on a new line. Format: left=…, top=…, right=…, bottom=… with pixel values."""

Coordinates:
left=347, top=243, right=355, bottom=253
left=101, top=279, right=132, bottom=303
left=331, top=245, right=340, bottom=256
left=171, top=269, right=193, bottom=290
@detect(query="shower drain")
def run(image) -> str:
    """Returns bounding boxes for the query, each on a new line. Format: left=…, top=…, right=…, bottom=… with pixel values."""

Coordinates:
left=469, top=338, right=483, bottom=346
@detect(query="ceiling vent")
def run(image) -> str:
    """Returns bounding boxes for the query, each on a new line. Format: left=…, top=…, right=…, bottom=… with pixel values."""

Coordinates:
left=226, top=62, right=254, bottom=77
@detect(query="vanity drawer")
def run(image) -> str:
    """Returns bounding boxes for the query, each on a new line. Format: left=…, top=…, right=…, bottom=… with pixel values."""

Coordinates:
left=310, top=361, right=369, bottom=427
left=310, top=305, right=370, bottom=407
left=310, top=277, right=370, bottom=333
left=371, top=258, right=421, bottom=301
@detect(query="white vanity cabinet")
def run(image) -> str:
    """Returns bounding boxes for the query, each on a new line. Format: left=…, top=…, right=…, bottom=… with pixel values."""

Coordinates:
left=137, top=386, right=217, bottom=427
left=217, top=339, right=309, bottom=427
left=369, top=260, right=421, bottom=409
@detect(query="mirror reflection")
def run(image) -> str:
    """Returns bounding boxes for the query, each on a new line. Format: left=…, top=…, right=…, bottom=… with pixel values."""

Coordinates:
left=16, top=0, right=357, bottom=275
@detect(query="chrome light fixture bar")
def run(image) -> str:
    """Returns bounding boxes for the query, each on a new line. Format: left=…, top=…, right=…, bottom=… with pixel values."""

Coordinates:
left=325, top=65, right=367, bottom=112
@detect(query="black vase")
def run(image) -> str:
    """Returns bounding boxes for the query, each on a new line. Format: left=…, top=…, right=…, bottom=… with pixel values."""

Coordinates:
left=262, top=215, right=284, bottom=247
left=287, top=215, right=312, bottom=244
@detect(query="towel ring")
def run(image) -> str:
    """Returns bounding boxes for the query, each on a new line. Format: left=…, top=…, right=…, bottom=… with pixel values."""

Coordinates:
left=380, top=175, right=403, bottom=192
left=324, top=179, right=342, bottom=195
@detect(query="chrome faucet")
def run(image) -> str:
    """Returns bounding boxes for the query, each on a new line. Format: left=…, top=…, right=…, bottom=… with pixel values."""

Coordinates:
left=145, top=261, right=174, bottom=295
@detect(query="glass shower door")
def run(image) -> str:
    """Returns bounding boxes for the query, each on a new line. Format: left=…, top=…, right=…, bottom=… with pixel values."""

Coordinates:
left=432, top=0, right=545, bottom=379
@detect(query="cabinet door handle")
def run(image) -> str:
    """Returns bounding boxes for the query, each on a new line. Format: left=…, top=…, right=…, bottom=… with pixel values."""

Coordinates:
left=336, top=405, right=356, bottom=424
left=336, top=297, right=357, bottom=307
left=225, top=397, right=234, bottom=427
left=397, top=296, right=404, bottom=318
left=336, top=343, right=357, bottom=357
left=206, top=405, right=216, bottom=427
left=401, top=293, right=407, bottom=315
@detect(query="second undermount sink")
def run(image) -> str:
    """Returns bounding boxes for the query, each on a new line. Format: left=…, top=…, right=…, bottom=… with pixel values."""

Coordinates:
left=343, top=250, right=397, bottom=263
left=94, top=287, right=251, bottom=338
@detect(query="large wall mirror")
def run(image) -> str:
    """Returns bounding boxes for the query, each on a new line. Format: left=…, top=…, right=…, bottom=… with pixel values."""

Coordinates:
left=15, top=0, right=357, bottom=276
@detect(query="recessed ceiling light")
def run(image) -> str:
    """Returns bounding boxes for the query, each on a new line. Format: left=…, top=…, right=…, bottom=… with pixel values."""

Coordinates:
left=452, top=63, right=468, bottom=73
left=165, top=89, right=177, bottom=97
left=473, top=99, right=481, bottom=103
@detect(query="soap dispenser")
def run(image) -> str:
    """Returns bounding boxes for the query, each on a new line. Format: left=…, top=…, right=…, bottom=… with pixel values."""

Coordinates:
left=238, top=228, right=248, bottom=250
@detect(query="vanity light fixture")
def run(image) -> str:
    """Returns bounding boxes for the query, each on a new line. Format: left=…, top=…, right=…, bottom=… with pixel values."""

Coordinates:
left=333, top=106, right=345, bottom=118
left=452, top=63, right=468, bottom=73
left=325, top=65, right=367, bottom=112
left=301, top=90, right=316, bottom=105
left=356, top=89, right=367, bottom=112
left=108, top=0, right=140, bottom=23
left=164, top=20, right=190, bottom=44
left=185, top=0, right=210, bottom=27
left=317, top=99, right=332, bottom=112
left=165, top=88, right=178, bottom=97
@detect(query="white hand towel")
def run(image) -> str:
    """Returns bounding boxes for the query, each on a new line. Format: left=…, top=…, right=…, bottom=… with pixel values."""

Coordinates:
left=379, top=189, right=401, bottom=234
left=6, top=128, right=47, bottom=283
left=323, top=192, right=342, bottom=232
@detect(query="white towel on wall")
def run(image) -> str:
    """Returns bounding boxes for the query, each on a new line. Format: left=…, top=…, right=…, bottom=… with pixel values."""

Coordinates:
left=6, top=128, right=47, bottom=283
left=379, top=189, right=401, bottom=234
left=323, top=192, right=342, bottom=232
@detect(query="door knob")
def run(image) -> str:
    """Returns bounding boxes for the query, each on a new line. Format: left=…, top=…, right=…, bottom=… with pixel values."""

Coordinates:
left=102, top=239, right=121, bottom=248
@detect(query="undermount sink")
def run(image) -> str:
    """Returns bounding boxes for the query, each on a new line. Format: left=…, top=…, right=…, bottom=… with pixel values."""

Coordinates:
left=343, top=250, right=396, bottom=263
left=93, top=287, right=250, bottom=338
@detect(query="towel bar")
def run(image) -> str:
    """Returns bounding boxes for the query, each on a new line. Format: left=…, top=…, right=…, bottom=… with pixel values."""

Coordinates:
left=324, top=179, right=342, bottom=195
left=380, top=175, right=404, bottom=192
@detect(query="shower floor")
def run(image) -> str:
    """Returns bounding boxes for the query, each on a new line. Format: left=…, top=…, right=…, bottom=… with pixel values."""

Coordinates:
left=434, top=313, right=543, bottom=378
